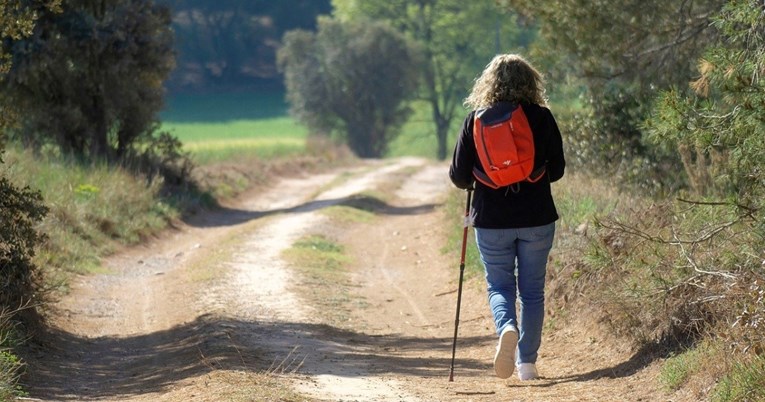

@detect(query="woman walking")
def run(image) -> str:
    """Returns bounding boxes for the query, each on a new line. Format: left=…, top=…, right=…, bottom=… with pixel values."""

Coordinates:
left=449, top=54, right=565, bottom=381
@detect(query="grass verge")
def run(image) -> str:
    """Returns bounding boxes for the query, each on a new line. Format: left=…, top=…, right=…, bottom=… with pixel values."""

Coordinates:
left=441, top=187, right=481, bottom=279
left=1, top=148, right=183, bottom=281
left=0, top=128, right=352, bottom=397
left=442, top=168, right=765, bottom=400
left=660, top=341, right=719, bottom=392
left=283, top=234, right=353, bottom=324
left=320, top=205, right=376, bottom=224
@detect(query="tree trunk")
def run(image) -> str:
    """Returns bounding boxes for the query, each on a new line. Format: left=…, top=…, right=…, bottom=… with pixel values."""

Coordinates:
left=89, top=92, right=109, bottom=160
left=347, top=121, right=374, bottom=158
left=435, top=117, right=449, bottom=160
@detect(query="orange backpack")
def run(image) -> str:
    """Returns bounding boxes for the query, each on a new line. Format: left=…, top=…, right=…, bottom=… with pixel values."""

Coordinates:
left=472, top=103, right=545, bottom=190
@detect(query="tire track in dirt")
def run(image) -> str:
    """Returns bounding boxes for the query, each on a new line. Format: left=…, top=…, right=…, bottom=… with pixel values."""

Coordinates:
left=251, top=158, right=429, bottom=401
left=368, top=163, right=453, bottom=328
left=183, top=157, right=432, bottom=401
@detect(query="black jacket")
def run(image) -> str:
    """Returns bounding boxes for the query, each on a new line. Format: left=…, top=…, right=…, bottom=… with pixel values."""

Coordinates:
left=449, top=102, right=565, bottom=228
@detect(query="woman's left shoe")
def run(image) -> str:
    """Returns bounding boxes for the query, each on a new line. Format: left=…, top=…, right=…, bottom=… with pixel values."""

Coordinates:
left=493, top=326, right=518, bottom=379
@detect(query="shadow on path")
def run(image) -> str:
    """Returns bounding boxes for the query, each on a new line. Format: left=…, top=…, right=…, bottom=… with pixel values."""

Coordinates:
left=21, top=314, right=491, bottom=400
left=508, top=341, right=675, bottom=389
left=184, top=194, right=440, bottom=229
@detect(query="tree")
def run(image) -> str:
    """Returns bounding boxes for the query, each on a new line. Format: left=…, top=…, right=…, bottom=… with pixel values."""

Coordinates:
left=333, top=0, right=532, bottom=160
left=3, top=0, right=175, bottom=161
left=1, top=1, right=62, bottom=75
left=508, top=0, right=722, bottom=88
left=644, top=1, right=765, bottom=360
left=278, top=17, right=420, bottom=158
left=1, top=0, right=61, bottom=131
left=504, top=0, right=726, bottom=173
left=157, top=0, right=331, bottom=90
left=647, top=0, right=765, bottom=203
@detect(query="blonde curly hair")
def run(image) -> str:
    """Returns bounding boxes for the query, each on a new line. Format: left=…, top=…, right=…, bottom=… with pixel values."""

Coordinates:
left=464, top=54, right=547, bottom=109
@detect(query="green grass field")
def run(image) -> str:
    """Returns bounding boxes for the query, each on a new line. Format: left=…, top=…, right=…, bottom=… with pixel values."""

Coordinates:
left=161, top=91, right=309, bottom=165
left=161, top=91, right=456, bottom=163
left=387, top=100, right=464, bottom=159
left=163, top=118, right=308, bottom=164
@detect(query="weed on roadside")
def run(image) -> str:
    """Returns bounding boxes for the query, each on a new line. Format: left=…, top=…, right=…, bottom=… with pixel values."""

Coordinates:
left=2, top=148, right=179, bottom=277
left=168, top=370, right=312, bottom=402
left=0, top=311, right=26, bottom=401
left=661, top=348, right=703, bottom=391
left=568, top=189, right=764, bottom=399
left=712, top=355, right=765, bottom=402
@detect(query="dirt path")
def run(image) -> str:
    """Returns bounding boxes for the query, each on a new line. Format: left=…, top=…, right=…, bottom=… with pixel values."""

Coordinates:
left=22, top=157, right=677, bottom=401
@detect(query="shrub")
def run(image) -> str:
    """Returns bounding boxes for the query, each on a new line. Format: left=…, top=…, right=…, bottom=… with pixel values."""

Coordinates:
left=562, top=84, right=685, bottom=196
left=0, top=158, right=48, bottom=322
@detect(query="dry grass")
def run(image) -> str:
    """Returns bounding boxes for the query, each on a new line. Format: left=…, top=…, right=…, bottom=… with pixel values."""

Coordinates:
left=142, top=370, right=313, bottom=402
left=546, top=169, right=765, bottom=400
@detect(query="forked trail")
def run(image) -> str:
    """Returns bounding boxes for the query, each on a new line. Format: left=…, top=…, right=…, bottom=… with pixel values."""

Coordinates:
left=23, top=157, right=679, bottom=401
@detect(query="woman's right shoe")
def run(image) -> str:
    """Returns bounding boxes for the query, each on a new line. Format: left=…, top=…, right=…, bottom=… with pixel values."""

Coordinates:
left=517, top=362, right=538, bottom=380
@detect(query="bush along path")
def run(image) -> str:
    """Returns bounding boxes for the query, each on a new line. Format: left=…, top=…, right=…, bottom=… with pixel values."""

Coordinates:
left=21, top=157, right=686, bottom=401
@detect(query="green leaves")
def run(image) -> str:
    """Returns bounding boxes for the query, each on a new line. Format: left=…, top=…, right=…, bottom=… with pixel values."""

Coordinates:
left=333, top=0, right=530, bottom=159
left=279, top=17, right=420, bottom=157
left=0, top=174, right=47, bottom=331
left=646, top=1, right=765, bottom=202
left=3, top=0, right=175, bottom=162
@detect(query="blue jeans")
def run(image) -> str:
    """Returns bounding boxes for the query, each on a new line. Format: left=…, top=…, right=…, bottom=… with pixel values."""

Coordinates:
left=474, top=222, right=555, bottom=365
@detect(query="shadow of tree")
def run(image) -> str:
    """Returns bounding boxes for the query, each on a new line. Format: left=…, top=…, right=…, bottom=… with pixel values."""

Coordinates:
left=510, top=334, right=697, bottom=389
left=21, top=314, right=493, bottom=400
left=184, top=194, right=439, bottom=229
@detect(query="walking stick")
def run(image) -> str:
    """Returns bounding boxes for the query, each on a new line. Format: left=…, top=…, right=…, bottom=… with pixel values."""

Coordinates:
left=449, top=188, right=472, bottom=382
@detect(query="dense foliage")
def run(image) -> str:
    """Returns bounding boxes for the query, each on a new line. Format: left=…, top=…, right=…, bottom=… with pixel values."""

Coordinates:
left=648, top=1, right=765, bottom=204
left=0, top=0, right=61, bottom=130
left=157, top=0, right=330, bottom=91
left=506, top=0, right=726, bottom=188
left=543, top=3, right=765, bottom=398
left=645, top=0, right=764, bottom=351
left=3, top=0, right=175, bottom=163
left=0, top=0, right=62, bottom=74
left=0, top=171, right=48, bottom=320
left=278, top=17, right=419, bottom=158
left=333, top=0, right=533, bottom=159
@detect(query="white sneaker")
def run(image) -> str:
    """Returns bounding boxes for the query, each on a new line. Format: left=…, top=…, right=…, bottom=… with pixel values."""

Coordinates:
left=517, top=362, right=538, bottom=380
left=493, top=326, right=518, bottom=379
